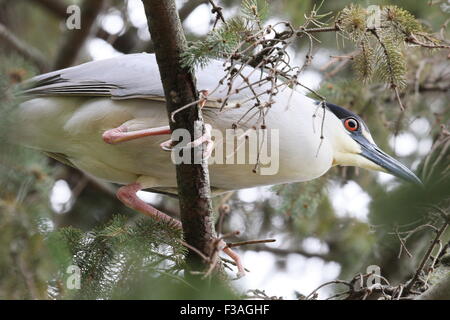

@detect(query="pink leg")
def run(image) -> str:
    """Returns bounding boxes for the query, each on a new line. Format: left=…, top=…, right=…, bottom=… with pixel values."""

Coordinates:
left=103, top=125, right=171, bottom=144
left=105, top=91, right=209, bottom=146
left=117, top=182, right=181, bottom=229
left=103, top=123, right=213, bottom=159
left=117, top=182, right=245, bottom=277
left=220, top=240, right=246, bottom=278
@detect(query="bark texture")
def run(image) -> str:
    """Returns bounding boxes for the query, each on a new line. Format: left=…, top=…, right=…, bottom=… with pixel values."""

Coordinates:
left=142, top=0, right=215, bottom=273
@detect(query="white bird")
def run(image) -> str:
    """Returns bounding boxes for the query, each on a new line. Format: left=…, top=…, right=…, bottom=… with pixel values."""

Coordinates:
left=14, top=53, right=420, bottom=276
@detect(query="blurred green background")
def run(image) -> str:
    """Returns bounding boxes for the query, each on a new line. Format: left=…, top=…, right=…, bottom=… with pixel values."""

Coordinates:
left=0, top=0, right=448, bottom=299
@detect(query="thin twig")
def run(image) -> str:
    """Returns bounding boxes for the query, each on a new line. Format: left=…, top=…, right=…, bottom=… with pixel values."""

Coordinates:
left=179, top=240, right=210, bottom=262
left=226, top=238, right=276, bottom=248
left=207, top=0, right=226, bottom=28
left=405, top=208, right=449, bottom=293
left=0, top=23, right=49, bottom=72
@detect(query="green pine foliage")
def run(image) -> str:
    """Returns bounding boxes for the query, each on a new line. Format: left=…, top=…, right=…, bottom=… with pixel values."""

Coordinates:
left=339, top=4, right=368, bottom=39
left=241, top=0, right=268, bottom=22
left=383, top=5, right=423, bottom=37
left=0, top=56, right=56, bottom=299
left=183, top=2, right=438, bottom=95
left=46, top=215, right=189, bottom=299
left=41, top=214, right=238, bottom=299
left=338, top=4, right=424, bottom=88
left=273, top=177, right=328, bottom=219
left=373, top=33, right=407, bottom=89
left=181, top=17, right=248, bottom=70
left=353, top=39, right=374, bottom=82
left=182, top=0, right=268, bottom=70
left=339, top=4, right=445, bottom=90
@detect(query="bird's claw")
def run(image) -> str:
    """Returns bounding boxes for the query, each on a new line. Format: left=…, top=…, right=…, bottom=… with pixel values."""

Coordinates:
left=160, top=139, right=175, bottom=151
left=159, top=123, right=214, bottom=160
left=233, top=270, right=246, bottom=280
left=220, top=240, right=246, bottom=279
left=102, top=126, right=126, bottom=144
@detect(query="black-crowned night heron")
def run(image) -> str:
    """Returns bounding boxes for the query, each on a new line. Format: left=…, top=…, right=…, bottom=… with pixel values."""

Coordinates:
left=14, top=53, right=421, bottom=276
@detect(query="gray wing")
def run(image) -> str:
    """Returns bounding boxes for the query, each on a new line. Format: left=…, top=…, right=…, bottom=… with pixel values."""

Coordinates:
left=22, top=53, right=275, bottom=107
left=23, top=53, right=166, bottom=99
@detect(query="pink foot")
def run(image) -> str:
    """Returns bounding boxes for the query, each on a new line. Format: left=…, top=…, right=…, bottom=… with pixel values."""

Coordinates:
left=102, top=126, right=127, bottom=144
left=220, top=240, right=246, bottom=279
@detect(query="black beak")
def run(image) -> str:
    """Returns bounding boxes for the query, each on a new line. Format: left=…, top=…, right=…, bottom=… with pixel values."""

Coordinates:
left=354, top=135, right=422, bottom=185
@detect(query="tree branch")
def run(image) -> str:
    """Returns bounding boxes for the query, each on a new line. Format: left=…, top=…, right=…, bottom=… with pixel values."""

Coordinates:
left=142, top=0, right=215, bottom=275
left=143, top=0, right=208, bottom=53
left=405, top=220, right=449, bottom=293
left=301, top=25, right=341, bottom=34
left=0, top=22, right=49, bottom=72
left=248, top=244, right=334, bottom=261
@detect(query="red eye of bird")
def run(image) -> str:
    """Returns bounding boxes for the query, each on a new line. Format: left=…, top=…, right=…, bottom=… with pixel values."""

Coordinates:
left=344, top=118, right=359, bottom=132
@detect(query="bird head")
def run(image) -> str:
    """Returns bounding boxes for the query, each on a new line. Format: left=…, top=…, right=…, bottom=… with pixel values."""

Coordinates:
left=324, top=102, right=421, bottom=185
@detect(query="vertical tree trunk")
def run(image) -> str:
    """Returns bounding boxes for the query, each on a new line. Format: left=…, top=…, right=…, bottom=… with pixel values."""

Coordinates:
left=141, top=0, right=215, bottom=274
